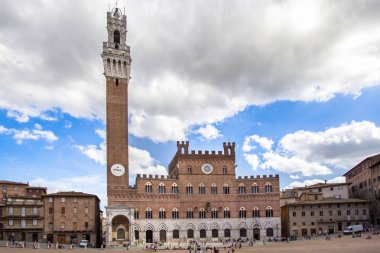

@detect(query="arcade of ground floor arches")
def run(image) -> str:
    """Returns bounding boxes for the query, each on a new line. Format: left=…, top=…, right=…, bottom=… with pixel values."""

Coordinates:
left=133, top=227, right=276, bottom=244
left=106, top=208, right=280, bottom=246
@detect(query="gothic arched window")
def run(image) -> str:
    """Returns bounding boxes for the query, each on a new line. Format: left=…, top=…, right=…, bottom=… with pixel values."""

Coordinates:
left=145, top=207, right=152, bottom=219
left=158, top=182, right=166, bottom=194
left=145, top=182, right=152, bottom=193
left=224, top=207, right=231, bottom=218
left=239, top=207, right=247, bottom=218
left=238, top=183, right=246, bottom=194
left=159, top=207, right=166, bottom=219
left=252, top=183, right=259, bottom=193
left=172, top=208, right=179, bottom=219
left=211, top=184, right=217, bottom=194
left=211, top=208, right=218, bottom=219
left=265, top=182, right=273, bottom=193
left=253, top=207, right=260, bottom=218
left=199, top=183, right=205, bottom=194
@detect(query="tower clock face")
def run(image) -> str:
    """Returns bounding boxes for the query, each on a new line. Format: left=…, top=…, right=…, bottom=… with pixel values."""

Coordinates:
left=111, top=164, right=125, bottom=177
left=201, top=163, right=213, bottom=175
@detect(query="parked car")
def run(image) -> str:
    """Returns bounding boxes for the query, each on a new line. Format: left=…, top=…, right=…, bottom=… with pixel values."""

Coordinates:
left=79, top=240, right=89, bottom=247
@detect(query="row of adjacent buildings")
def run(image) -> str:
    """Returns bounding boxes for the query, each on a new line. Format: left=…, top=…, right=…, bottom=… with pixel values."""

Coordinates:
left=280, top=154, right=380, bottom=238
left=0, top=180, right=102, bottom=247
left=1, top=153, right=379, bottom=246
left=280, top=182, right=369, bottom=237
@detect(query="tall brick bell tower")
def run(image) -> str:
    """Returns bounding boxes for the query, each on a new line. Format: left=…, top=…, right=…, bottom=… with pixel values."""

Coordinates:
left=101, top=7, right=131, bottom=207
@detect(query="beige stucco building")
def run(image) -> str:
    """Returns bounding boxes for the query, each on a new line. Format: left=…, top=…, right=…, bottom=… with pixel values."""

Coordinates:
left=281, top=192, right=369, bottom=237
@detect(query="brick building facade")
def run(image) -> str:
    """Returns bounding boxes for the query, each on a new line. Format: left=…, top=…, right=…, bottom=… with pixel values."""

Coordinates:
left=344, top=154, right=380, bottom=226
left=281, top=188, right=369, bottom=237
left=102, top=8, right=280, bottom=245
left=42, top=192, right=102, bottom=247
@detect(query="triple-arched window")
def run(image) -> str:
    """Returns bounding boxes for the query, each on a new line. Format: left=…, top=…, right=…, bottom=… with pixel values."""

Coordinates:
left=186, top=184, right=193, bottom=194
left=145, top=207, right=152, bottom=219
left=238, top=183, right=246, bottom=194
left=172, top=208, right=179, bottom=219
left=145, top=182, right=152, bottom=193
left=253, top=207, right=260, bottom=218
left=266, top=206, right=273, bottom=217
left=239, top=207, right=247, bottom=218
left=158, top=182, right=165, bottom=194
left=211, top=208, right=218, bottom=218
left=252, top=183, right=259, bottom=193
left=199, top=183, right=205, bottom=194
left=224, top=207, right=230, bottom=218
left=223, top=184, right=230, bottom=194
left=171, top=183, right=178, bottom=194
left=159, top=207, right=166, bottom=219
left=265, top=182, right=273, bottom=193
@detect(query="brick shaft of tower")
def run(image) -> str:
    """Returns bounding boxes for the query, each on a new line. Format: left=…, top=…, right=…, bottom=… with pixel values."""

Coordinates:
left=101, top=8, right=131, bottom=205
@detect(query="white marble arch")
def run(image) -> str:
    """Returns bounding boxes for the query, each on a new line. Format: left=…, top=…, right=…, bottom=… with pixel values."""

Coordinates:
left=144, top=223, right=155, bottom=231
left=198, top=223, right=207, bottom=230
left=106, top=205, right=134, bottom=245
left=238, top=221, right=249, bottom=229
left=222, top=222, right=232, bottom=229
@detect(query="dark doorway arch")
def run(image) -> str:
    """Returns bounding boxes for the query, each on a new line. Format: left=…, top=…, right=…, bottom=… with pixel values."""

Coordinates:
left=239, top=228, right=247, bottom=237
left=253, top=228, right=260, bottom=240
left=187, top=229, right=194, bottom=239
left=200, top=229, right=206, bottom=238
left=146, top=230, right=153, bottom=243
left=224, top=229, right=230, bottom=238
left=159, top=230, right=166, bottom=242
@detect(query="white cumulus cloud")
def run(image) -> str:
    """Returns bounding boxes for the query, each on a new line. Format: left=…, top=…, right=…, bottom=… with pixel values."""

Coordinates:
left=242, top=135, right=274, bottom=152
left=0, top=124, right=58, bottom=145
left=242, top=121, right=380, bottom=177
left=1, top=1, right=380, bottom=142
left=196, top=124, right=222, bottom=141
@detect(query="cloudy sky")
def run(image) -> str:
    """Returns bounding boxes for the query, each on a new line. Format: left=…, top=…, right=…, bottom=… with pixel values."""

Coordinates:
left=1, top=0, right=380, bottom=208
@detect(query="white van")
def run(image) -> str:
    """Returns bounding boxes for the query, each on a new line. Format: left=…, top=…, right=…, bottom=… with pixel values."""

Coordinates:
left=343, top=224, right=363, bottom=235
left=79, top=240, right=89, bottom=247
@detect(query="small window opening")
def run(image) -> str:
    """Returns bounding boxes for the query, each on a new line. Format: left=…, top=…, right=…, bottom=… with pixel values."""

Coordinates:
left=114, top=30, right=120, bottom=49
left=116, top=79, right=119, bottom=86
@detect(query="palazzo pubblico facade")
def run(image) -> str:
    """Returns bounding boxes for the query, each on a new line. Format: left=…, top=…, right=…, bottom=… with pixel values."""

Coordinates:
left=101, top=8, right=280, bottom=245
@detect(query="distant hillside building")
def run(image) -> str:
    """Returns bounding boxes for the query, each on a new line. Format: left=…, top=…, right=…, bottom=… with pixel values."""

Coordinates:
left=102, top=8, right=281, bottom=245
left=344, top=154, right=380, bottom=226
left=0, top=180, right=46, bottom=242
